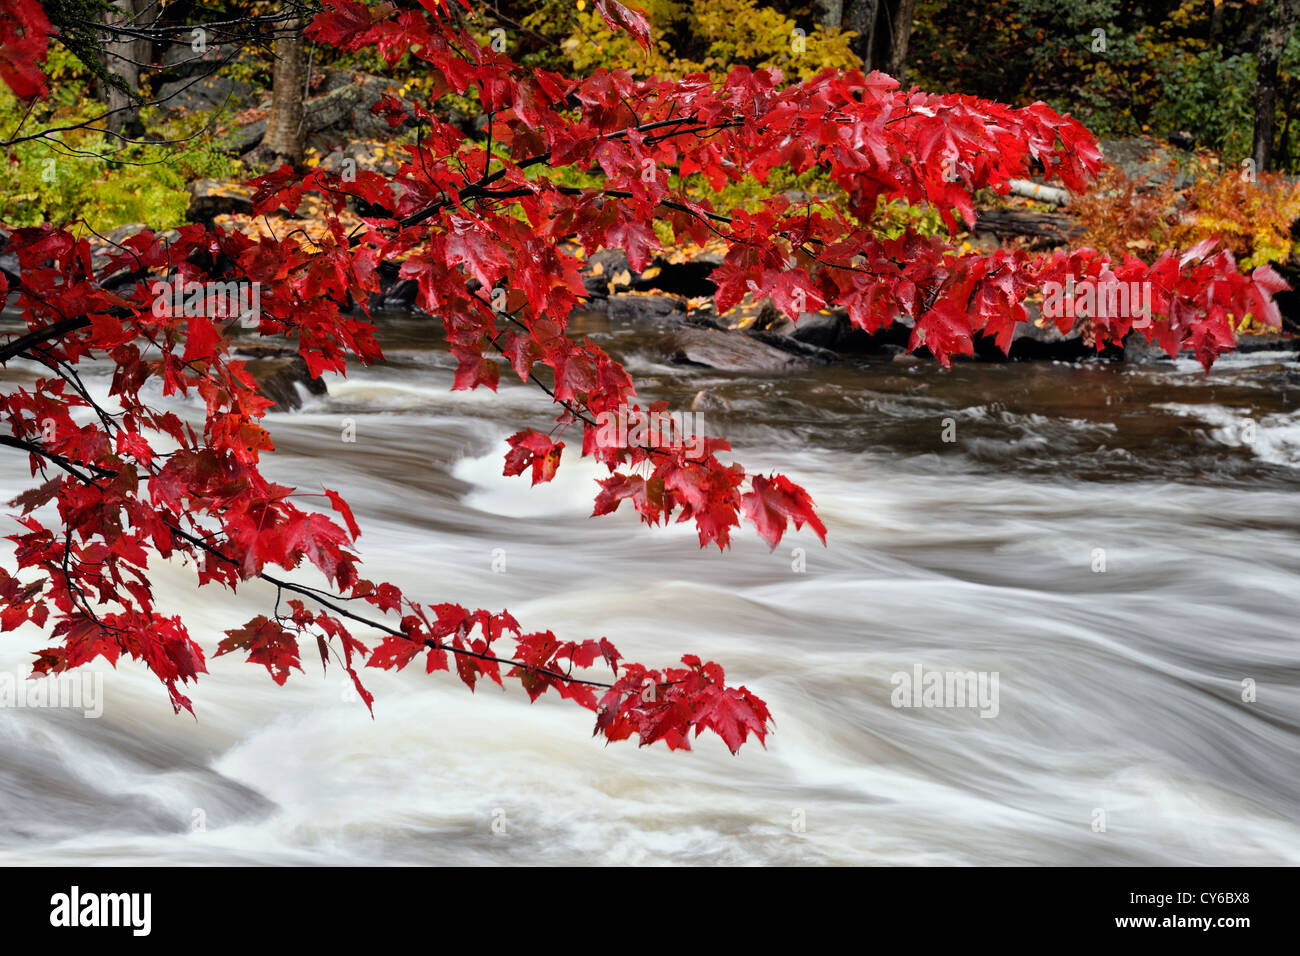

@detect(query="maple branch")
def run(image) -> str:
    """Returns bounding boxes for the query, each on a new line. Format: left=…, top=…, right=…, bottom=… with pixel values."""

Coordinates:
left=165, top=514, right=620, bottom=691
left=0, top=317, right=94, bottom=364
left=472, top=290, right=718, bottom=471
left=396, top=115, right=726, bottom=229
left=0, top=430, right=619, bottom=693
left=0, top=435, right=111, bottom=483
left=56, top=7, right=306, bottom=50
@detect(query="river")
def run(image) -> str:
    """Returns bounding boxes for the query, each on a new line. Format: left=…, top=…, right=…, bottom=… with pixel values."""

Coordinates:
left=2, top=309, right=1298, bottom=865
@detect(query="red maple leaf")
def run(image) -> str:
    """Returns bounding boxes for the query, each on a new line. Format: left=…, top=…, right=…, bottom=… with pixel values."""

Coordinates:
left=594, top=0, right=652, bottom=49
left=217, top=615, right=302, bottom=686
left=740, top=474, right=828, bottom=550
left=503, top=430, right=564, bottom=485
left=0, top=0, right=51, bottom=100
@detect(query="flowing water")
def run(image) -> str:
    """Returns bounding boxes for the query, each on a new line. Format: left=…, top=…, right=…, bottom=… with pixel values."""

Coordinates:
left=2, top=309, right=1299, bottom=865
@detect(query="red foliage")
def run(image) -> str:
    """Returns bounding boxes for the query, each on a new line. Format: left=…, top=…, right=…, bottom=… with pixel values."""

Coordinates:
left=0, top=0, right=50, bottom=100
left=0, top=1, right=1286, bottom=753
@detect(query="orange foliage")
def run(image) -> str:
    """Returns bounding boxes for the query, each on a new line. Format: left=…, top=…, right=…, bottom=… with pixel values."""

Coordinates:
left=1074, top=160, right=1300, bottom=273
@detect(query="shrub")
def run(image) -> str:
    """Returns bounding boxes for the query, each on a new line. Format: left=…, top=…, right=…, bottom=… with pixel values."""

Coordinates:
left=1, top=59, right=239, bottom=231
left=1074, top=160, right=1300, bottom=273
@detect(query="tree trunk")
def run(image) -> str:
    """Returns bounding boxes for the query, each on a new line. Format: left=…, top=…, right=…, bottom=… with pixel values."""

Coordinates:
left=843, top=0, right=882, bottom=72
left=1252, top=0, right=1300, bottom=172
left=842, top=0, right=914, bottom=79
left=815, top=0, right=844, bottom=30
left=883, top=0, right=917, bottom=84
left=101, top=0, right=149, bottom=138
left=260, top=15, right=306, bottom=166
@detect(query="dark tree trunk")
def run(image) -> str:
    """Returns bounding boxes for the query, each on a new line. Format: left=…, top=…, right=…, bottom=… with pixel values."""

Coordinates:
left=101, top=0, right=149, bottom=138
left=1252, top=0, right=1300, bottom=172
left=841, top=0, right=915, bottom=80
left=260, top=15, right=306, bottom=166
left=883, top=0, right=917, bottom=84
left=843, top=0, right=882, bottom=71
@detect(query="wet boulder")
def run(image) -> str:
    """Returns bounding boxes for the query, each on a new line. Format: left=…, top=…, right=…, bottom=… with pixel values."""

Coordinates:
left=790, top=310, right=850, bottom=349
left=234, top=346, right=328, bottom=412
left=1005, top=319, right=1090, bottom=361
left=716, top=294, right=783, bottom=331
left=631, top=253, right=721, bottom=298
left=746, top=329, right=840, bottom=365
left=580, top=249, right=635, bottom=298
left=187, top=180, right=256, bottom=224
left=657, top=328, right=807, bottom=372
left=787, top=307, right=909, bottom=355
left=606, top=293, right=687, bottom=323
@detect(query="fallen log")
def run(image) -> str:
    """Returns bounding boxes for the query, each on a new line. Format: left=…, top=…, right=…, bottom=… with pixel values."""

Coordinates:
left=1006, top=179, right=1070, bottom=206
left=972, top=208, right=1082, bottom=242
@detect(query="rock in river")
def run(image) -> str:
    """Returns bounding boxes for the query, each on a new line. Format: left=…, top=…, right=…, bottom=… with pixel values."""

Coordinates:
left=234, top=346, right=328, bottom=412
left=657, top=328, right=807, bottom=372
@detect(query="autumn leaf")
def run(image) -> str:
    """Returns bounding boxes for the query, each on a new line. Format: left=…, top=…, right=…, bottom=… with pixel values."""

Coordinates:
left=217, top=616, right=302, bottom=686
left=594, top=0, right=652, bottom=50
left=740, top=474, right=828, bottom=550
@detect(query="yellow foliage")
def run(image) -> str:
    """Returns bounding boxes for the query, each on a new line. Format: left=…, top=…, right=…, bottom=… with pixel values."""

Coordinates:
left=554, top=0, right=859, bottom=82
left=1173, top=172, right=1300, bottom=270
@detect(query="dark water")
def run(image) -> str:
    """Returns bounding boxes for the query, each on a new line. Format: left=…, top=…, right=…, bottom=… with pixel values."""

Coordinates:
left=1, top=310, right=1298, bottom=864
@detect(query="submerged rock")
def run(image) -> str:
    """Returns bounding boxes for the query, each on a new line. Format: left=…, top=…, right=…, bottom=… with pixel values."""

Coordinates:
left=690, top=389, right=731, bottom=411
left=789, top=310, right=848, bottom=349
left=746, top=329, right=840, bottom=365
